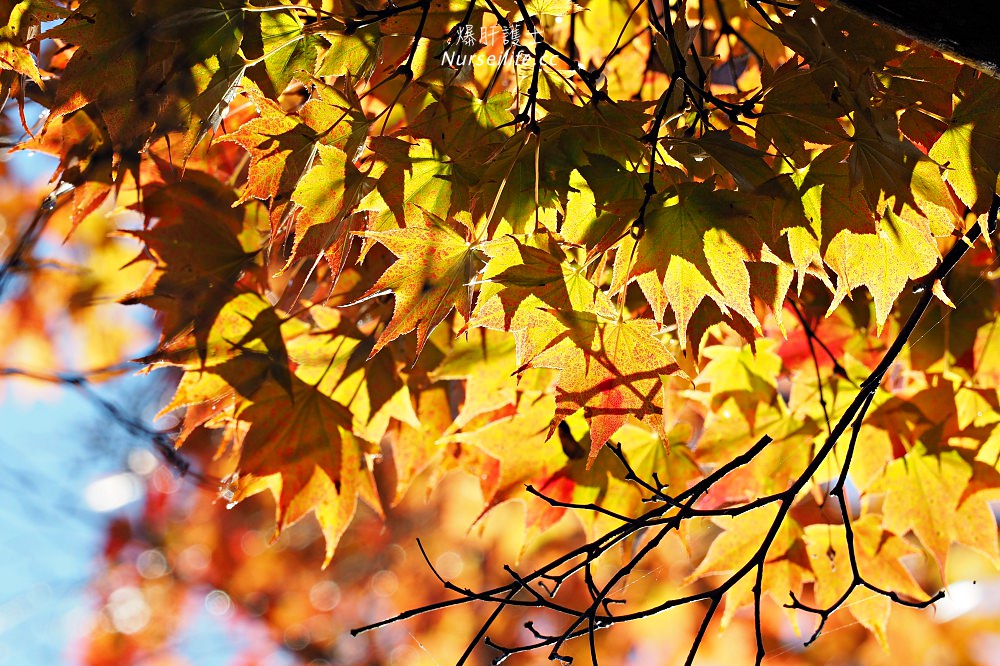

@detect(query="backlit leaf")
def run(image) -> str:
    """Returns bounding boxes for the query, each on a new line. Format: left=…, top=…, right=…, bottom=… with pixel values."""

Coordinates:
left=358, top=212, right=478, bottom=357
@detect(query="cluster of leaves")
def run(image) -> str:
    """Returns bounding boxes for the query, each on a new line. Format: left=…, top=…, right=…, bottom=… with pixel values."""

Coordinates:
left=4, top=0, right=1000, bottom=662
left=72, top=432, right=1000, bottom=665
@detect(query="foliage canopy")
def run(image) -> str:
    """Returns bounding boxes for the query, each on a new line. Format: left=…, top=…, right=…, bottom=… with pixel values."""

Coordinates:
left=4, top=0, right=1000, bottom=663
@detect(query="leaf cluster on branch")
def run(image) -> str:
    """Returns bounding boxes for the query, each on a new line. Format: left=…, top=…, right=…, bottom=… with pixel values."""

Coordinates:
left=3, top=0, right=1000, bottom=662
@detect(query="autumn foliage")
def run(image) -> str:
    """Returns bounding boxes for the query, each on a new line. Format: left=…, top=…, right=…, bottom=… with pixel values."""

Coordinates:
left=5, top=0, right=1000, bottom=663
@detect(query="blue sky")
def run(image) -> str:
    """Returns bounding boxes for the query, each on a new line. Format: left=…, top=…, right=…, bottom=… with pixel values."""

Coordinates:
left=0, top=374, right=145, bottom=663
left=0, top=135, right=104, bottom=663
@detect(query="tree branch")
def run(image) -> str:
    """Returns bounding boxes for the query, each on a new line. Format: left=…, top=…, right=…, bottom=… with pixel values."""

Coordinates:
left=354, top=193, right=1000, bottom=662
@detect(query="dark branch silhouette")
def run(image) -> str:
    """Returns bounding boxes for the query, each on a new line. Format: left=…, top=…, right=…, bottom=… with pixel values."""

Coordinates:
left=355, top=193, right=1000, bottom=664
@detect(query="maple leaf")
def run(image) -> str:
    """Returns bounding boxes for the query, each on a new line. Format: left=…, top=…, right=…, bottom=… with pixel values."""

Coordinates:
left=824, top=210, right=939, bottom=329
left=0, top=0, right=67, bottom=97
left=802, top=525, right=889, bottom=647
left=357, top=213, right=478, bottom=358
left=297, top=78, right=371, bottom=159
left=45, top=0, right=246, bottom=158
left=681, top=131, right=775, bottom=193
left=562, top=160, right=647, bottom=250
left=473, top=102, right=650, bottom=236
left=469, top=233, right=617, bottom=365
left=928, top=73, right=1000, bottom=213
left=851, top=515, right=931, bottom=600
left=557, top=423, right=700, bottom=539
left=788, top=145, right=943, bottom=329
left=530, top=312, right=681, bottom=460
left=251, top=8, right=321, bottom=96
left=614, top=181, right=779, bottom=346
left=217, top=79, right=318, bottom=204
left=121, top=176, right=261, bottom=360
left=175, top=292, right=303, bottom=365
left=802, top=515, right=930, bottom=648
left=45, top=0, right=143, bottom=134
left=21, top=108, right=116, bottom=229
left=696, top=427, right=813, bottom=510
left=152, top=293, right=317, bottom=444
left=388, top=385, right=452, bottom=505
left=233, top=377, right=381, bottom=565
left=538, top=99, right=653, bottom=165
left=315, top=24, right=381, bottom=79
left=381, top=0, right=484, bottom=42
left=410, top=88, right=514, bottom=166
left=357, top=138, right=467, bottom=235
left=18, top=1, right=1000, bottom=661
left=848, top=118, right=957, bottom=223
left=443, top=393, right=569, bottom=539
left=157, top=293, right=308, bottom=408
left=872, top=443, right=998, bottom=571
left=285, top=143, right=369, bottom=280
left=690, top=506, right=800, bottom=581
left=697, top=340, right=783, bottom=418
left=786, top=144, right=873, bottom=288
left=287, top=305, right=420, bottom=445
left=495, top=0, right=584, bottom=18
left=465, top=234, right=680, bottom=453
left=756, top=59, right=847, bottom=161
left=430, top=328, right=519, bottom=432
left=607, top=423, right=702, bottom=495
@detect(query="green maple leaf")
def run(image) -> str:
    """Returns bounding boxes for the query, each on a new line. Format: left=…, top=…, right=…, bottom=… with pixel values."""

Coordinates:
left=358, top=138, right=466, bottom=234
left=250, top=9, right=321, bottom=95
left=298, top=78, right=371, bottom=159
left=315, top=24, right=381, bottom=79
left=562, top=158, right=646, bottom=250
